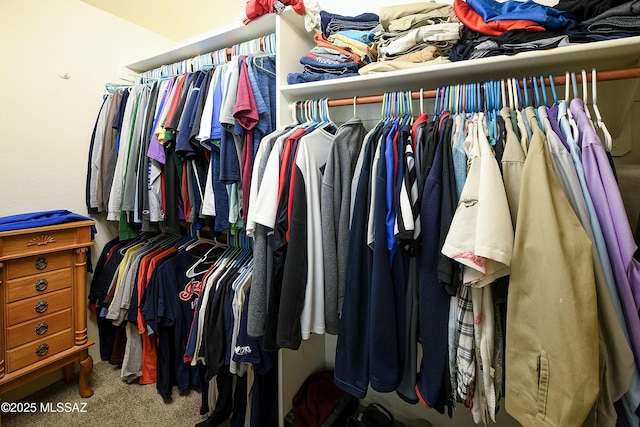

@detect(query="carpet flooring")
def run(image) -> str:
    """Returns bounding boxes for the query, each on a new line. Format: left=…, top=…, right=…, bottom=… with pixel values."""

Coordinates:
left=0, top=361, right=218, bottom=427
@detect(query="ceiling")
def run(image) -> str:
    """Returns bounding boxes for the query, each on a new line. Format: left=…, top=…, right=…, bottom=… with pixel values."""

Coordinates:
left=80, top=0, right=247, bottom=41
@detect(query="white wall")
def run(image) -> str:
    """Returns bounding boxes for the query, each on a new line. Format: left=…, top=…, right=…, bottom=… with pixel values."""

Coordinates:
left=0, top=0, right=173, bottom=399
left=316, top=0, right=557, bottom=15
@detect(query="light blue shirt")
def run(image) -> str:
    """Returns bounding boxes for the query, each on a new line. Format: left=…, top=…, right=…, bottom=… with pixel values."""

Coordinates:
left=452, top=114, right=468, bottom=200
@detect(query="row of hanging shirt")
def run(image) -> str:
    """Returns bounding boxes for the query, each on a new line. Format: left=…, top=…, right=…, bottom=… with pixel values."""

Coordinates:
left=244, top=70, right=640, bottom=426
left=88, top=232, right=278, bottom=426
left=86, top=35, right=277, bottom=240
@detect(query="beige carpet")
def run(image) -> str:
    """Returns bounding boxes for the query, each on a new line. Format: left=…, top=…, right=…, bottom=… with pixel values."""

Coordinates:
left=1, top=361, right=219, bottom=427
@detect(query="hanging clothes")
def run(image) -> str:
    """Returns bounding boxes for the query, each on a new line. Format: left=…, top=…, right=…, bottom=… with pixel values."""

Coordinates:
left=505, top=110, right=599, bottom=426
left=87, top=50, right=276, bottom=240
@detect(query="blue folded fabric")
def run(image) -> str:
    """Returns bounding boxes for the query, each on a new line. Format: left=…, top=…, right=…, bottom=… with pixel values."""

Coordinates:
left=300, top=55, right=361, bottom=72
left=287, top=71, right=359, bottom=84
left=335, top=30, right=377, bottom=43
left=0, top=209, right=94, bottom=232
left=467, top=0, right=574, bottom=29
left=0, top=209, right=96, bottom=272
left=320, top=10, right=380, bottom=36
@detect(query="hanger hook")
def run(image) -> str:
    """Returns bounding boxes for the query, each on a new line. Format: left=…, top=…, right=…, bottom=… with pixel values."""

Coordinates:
left=581, top=69, right=588, bottom=102
left=549, top=74, right=558, bottom=105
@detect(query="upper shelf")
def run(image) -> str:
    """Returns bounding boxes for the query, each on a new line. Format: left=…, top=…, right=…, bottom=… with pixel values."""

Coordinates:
left=125, top=13, right=277, bottom=73
left=279, top=35, right=640, bottom=102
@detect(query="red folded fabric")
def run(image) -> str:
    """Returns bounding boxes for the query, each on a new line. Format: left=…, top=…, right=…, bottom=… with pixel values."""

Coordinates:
left=245, top=0, right=272, bottom=25
left=454, top=0, right=546, bottom=36
left=287, top=0, right=305, bottom=16
left=244, top=0, right=306, bottom=25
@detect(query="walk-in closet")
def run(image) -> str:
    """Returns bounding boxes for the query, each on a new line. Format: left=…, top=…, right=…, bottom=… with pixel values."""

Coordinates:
left=2, top=1, right=640, bottom=426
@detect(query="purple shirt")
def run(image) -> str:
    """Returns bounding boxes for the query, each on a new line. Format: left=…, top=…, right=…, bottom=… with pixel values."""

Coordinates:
left=547, top=104, right=570, bottom=151
left=571, top=98, right=640, bottom=361
left=147, top=78, right=175, bottom=164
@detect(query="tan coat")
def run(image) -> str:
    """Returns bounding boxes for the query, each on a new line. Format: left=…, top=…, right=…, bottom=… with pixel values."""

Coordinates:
left=505, top=115, right=599, bottom=426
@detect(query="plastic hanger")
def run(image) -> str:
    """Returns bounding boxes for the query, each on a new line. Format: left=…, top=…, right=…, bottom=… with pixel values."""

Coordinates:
left=290, top=101, right=299, bottom=124
left=591, top=68, right=613, bottom=151
left=507, top=78, right=514, bottom=111
left=549, top=74, right=558, bottom=105
left=105, top=82, right=133, bottom=94
left=523, top=77, right=530, bottom=107
left=353, top=96, right=358, bottom=117
left=539, top=76, right=548, bottom=107
left=184, top=230, right=217, bottom=252
left=419, top=88, right=424, bottom=115
left=408, top=90, right=414, bottom=124
left=581, top=69, right=592, bottom=122
left=252, top=53, right=276, bottom=76
left=567, top=72, right=577, bottom=122
left=513, top=78, right=522, bottom=111
left=443, top=86, right=451, bottom=115
left=533, top=77, right=541, bottom=108
left=118, top=235, right=148, bottom=255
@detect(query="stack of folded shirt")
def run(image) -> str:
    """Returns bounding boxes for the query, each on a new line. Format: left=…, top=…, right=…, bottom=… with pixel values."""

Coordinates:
left=449, top=0, right=638, bottom=62
left=359, top=1, right=462, bottom=74
left=582, top=0, right=640, bottom=36
left=450, top=0, right=579, bottom=61
left=287, top=11, right=380, bottom=84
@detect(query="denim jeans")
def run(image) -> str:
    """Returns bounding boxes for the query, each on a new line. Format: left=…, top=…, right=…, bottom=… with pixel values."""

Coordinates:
left=320, top=10, right=379, bottom=36
left=286, top=71, right=357, bottom=84
left=300, top=54, right=360, bottom=71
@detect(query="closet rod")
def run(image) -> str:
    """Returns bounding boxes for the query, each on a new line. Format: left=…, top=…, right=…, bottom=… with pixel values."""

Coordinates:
left=322, top=65, right=640, bottom=108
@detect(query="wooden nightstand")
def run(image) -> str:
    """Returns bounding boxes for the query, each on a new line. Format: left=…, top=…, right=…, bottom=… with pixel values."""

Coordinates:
left=0, top=220, right=95, bottom=400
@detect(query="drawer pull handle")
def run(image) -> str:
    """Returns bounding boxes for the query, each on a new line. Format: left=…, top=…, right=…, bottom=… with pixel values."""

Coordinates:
left=34, top=257, right=48, bottom=270
left=35, top=343, right=49, bottom=357
left=35, top=300, right=48, bottom=313
left=35, top=321, right=49, bottom=335
left=35, top=278, right=48, bottom=291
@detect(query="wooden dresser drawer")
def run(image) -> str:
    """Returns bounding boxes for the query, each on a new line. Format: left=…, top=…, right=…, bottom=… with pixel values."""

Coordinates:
left=6, top=328, right=74, bottom=373
left=6, top=309, right=73, bottom=349
left=0, top=224, right=92, bottom=259
left=6, top=267, right=72, bottom=303
left=6, top=288, right=72, bottom=326
left=5, top=251, right=72, bottom=280
left=0, top=219, right=95, bottom=397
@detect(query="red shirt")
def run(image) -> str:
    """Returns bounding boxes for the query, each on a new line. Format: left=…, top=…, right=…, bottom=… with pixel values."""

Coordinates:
left=454, top=0, right=545, bottom=37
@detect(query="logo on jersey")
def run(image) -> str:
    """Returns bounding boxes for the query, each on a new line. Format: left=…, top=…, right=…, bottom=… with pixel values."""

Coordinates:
left=235, top=346, right=252, bottom=356
left=179, top=279, right=203, bottom=301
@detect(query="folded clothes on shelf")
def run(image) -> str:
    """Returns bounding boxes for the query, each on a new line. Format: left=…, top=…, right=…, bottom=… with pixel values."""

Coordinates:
left=584, top=0, right=640, bottom=35
left=287, top=71, right=358, bottom=84
left=380, top=1, right=456, bottom=31
left=287, top=0, right=640, bottom=82
left=320, top=10, right=380, bottom=36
